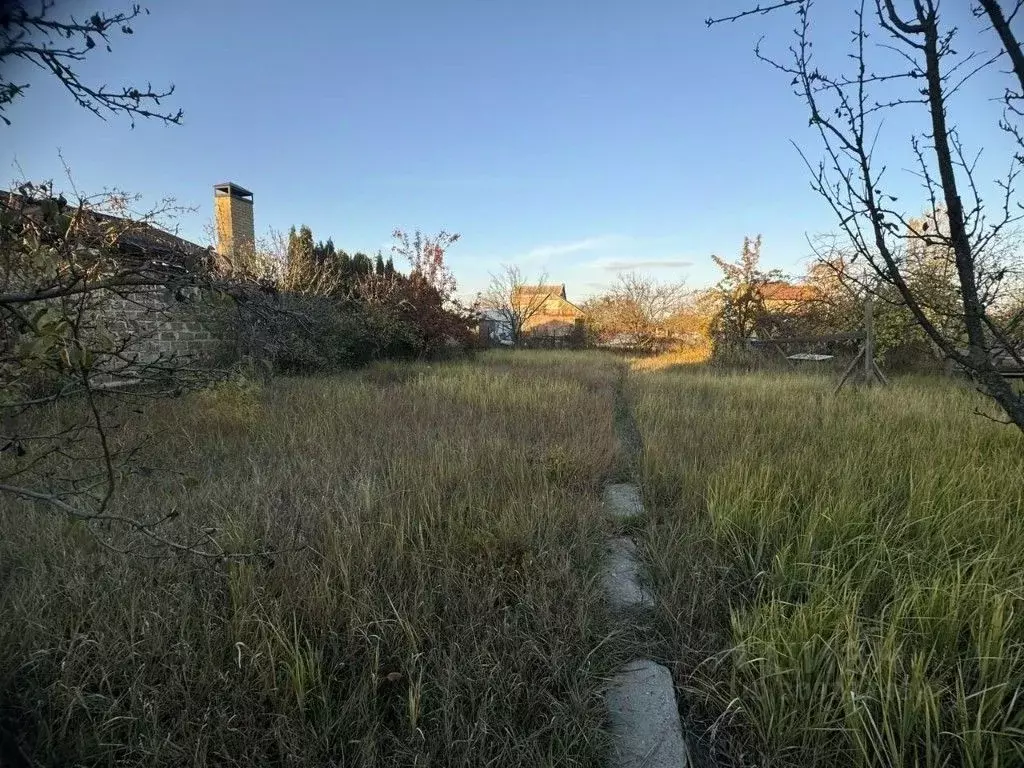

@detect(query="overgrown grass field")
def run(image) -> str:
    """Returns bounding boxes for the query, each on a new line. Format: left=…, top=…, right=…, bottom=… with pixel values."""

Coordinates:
left=5, top=350, right=1022, bottom=767
left=1, top=353, right=625, bottom=767
left=634, top=368, right=1024, bottom=767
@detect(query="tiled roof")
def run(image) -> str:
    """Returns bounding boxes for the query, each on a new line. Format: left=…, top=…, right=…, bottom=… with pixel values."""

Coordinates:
left=760, top=281, right=821, bottom=302
left=514, top=284, right=567, bottom=299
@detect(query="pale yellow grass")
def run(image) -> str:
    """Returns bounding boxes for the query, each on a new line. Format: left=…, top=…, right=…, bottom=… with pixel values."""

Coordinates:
left=627, top=345, right=713, bottom=373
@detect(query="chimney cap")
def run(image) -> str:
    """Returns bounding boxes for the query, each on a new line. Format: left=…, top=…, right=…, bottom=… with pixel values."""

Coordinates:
left=214, top=182, right=253, bottom=200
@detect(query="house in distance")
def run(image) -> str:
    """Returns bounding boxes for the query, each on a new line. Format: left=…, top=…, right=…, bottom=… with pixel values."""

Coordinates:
left=513, top=284, right=586, bottom=337
left=479, top=283, right=587, bottom=346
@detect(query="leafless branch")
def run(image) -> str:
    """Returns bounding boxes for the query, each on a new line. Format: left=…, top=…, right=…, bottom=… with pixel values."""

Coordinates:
left=0, top=1, right=182, bottom=126
left=0, top=482, right=301, bottom=559
left=480, top=264, right=551, bottom=345
left=706, top=1, right=803, bottom=26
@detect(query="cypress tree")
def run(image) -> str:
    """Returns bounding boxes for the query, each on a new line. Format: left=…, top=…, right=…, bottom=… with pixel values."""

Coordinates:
left=352, top=252, right=373, bottom=276
left=337, top=250, right=352, bottom=282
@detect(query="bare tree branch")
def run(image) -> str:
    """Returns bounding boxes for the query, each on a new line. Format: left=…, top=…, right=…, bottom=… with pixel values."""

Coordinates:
left=585, top=272, right=691, bottom=351
left=0, top=1, right=182, bottom=126
left=480, top=264, right=550, bottom=345
left=706, top=1, right=803, bottom=26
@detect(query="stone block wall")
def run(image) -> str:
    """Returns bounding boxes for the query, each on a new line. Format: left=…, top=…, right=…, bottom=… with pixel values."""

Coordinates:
left=101, top=286, right=228, bottom=366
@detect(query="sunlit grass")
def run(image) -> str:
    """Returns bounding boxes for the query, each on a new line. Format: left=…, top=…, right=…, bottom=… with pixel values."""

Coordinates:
left=634, top=369, right=1024, bottom=767
left=0, top=352, right=625, bottom=767
left=627, top=345, right=713, bottom=372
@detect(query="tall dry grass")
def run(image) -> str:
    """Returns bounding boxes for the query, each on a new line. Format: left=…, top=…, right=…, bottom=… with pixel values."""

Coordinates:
left=634, top=369, right=1024, bottom=767
left=0, top=352, right=624, bottom=767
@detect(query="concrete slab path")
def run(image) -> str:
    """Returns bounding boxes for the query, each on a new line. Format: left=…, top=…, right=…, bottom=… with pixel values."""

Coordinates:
left=605, top=660, right=689, bottom=768
left=603, top=483, right=645, bottom=520
left=602, top=537, right=654, bottom=612
left=599, top=480, right=689, bottom=767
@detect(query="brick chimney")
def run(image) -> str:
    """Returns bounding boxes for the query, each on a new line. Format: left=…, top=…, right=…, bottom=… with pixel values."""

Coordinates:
left=213, top=182, right=254, bottom=272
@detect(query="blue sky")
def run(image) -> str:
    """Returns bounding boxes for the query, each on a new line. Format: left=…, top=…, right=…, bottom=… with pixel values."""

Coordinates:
left=6, top=0, right=1019, bottom=300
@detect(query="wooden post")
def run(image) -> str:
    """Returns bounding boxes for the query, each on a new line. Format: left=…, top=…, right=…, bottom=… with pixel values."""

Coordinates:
left=835, top=294, right=886, bottom=395
left=834, top=347, right=865, bottom=394
left=863, top=295, right=875, bottom=386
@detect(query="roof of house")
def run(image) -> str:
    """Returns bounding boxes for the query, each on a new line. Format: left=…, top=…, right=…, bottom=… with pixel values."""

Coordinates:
left=513, top=284, right=588, bottom=318
left=514, top=284, right=568, bottom=299
left=2, top=190, right=212, bottom=273
left=760, top=281, right=822, bottom=302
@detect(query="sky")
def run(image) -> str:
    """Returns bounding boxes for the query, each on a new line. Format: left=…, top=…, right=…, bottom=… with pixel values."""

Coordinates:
left=6, top=0, right=1021, bottom=301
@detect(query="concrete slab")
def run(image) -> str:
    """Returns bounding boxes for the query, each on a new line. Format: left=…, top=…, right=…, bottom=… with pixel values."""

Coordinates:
left=603, top=483, right=645, bottom=520
left=602, top=537, right=653, bottom=612
left=605, top=659, right=689, bottom=768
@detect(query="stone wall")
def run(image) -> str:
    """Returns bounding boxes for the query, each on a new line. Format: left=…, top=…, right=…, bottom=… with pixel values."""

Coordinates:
left=102, top=286, right=228, bottom=366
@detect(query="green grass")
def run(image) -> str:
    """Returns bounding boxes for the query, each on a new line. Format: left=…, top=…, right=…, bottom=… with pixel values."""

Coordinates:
left=633, top=368, right=1024, bottom=767
left=0, top=352, right=626, bottom=767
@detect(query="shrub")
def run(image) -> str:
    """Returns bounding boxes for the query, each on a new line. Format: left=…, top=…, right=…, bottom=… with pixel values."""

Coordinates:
left=224, top=278, right=474, bottom=376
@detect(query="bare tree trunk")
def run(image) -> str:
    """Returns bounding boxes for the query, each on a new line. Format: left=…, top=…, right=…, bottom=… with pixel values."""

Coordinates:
left=921, top=10, right=1024, bottom=427
left=978, top=0, right=1024, bottom=94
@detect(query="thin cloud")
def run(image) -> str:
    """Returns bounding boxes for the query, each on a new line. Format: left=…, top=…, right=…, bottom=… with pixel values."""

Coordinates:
left=368, top=175, right=521, bottom=189
left=602, top=259, right=693, bottom=271
left=523, top=235, right=626, bottom=261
